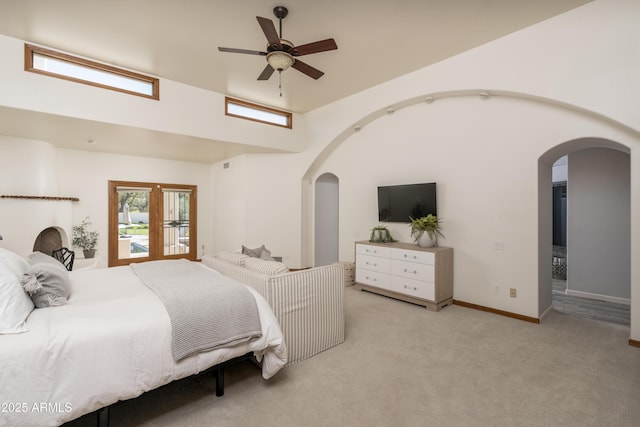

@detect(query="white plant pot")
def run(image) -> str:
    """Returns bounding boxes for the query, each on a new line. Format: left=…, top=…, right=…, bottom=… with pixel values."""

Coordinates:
left=417, top=233, right=435, bottom=248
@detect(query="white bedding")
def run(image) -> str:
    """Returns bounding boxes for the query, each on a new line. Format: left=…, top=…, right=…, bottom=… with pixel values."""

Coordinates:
left=0, top=262, right=287, bottom=427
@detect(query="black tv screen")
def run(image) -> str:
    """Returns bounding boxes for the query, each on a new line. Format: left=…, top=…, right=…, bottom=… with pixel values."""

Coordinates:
left=378, top=183, right=437, bottom=223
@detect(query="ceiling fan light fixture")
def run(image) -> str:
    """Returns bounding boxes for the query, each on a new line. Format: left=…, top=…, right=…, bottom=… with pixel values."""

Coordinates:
left=267, top=51, right=294, bottom=71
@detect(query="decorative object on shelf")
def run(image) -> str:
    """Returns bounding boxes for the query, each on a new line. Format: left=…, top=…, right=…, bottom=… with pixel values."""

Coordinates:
left=409, top=214, right=444, bottom=248
left=369, top=225, right=397, bottom=243
left=72, top=216, right=99, bottom=258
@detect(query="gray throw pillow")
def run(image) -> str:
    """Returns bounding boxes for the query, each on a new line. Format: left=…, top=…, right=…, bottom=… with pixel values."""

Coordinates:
left=242, top=244, right=275, bottom=261
left=20, top=252, right=71, bottom=308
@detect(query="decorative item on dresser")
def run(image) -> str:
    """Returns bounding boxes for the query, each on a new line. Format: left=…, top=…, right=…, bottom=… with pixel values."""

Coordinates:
left=369, top=225, right=397, bottom=243
left=409, top=214, right=444, bottom=248
left=354, top=241, right=453, bottom=311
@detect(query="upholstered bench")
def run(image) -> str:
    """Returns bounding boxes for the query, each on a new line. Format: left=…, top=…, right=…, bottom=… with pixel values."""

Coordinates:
left=202, top=253, right=345, bottom=365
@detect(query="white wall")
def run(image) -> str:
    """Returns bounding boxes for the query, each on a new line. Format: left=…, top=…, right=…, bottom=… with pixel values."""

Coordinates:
left=55, top=149, right=213, bottom=267
left=2, top=0, right=640, bottom=340
left=0, top=34, right=302, bottom=153
left=567, top=148, right=630, bottom=300
left=210, top=155, right=247, bottom=253
left=0, top=137, right=73, bottom=257
left=213, top=0, right=640, bottom=339
left=317, top=96, right=640, bottom=316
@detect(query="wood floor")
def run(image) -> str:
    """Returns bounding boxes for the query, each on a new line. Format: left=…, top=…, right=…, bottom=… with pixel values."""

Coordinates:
left=552, top=279, right=630, bottom=326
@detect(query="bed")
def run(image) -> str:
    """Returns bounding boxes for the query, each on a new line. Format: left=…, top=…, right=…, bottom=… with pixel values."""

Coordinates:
left=0, top=253, right=287, bottom=427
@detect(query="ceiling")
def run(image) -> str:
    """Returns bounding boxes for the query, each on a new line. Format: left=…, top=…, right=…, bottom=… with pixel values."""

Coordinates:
left=0, top=0, right=591, bottom=162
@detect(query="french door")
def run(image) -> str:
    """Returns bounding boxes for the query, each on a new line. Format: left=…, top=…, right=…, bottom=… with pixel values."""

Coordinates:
left=108, top=180, right=197, bottom=267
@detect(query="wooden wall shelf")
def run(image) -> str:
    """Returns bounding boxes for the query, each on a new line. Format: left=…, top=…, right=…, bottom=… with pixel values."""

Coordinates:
left=1, top=195, right=79, bottom=202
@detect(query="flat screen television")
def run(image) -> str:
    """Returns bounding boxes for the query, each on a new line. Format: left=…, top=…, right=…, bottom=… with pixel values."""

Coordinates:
left=378, top=182, right=437, bottom=223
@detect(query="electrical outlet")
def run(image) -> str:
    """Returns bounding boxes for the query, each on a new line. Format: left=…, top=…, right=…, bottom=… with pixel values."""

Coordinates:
left=510, top=288, right=517, bottom=298
left=494, top=286, right=500, bottom=295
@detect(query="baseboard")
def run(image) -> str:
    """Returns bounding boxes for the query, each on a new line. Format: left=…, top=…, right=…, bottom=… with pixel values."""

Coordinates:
left=629, top=339, right=640, bottom=348
left=565, top=289, right=630, bottom=306
left=539, top=304, right=554, bottom=321
left=453, top=300, right=540, bottom=324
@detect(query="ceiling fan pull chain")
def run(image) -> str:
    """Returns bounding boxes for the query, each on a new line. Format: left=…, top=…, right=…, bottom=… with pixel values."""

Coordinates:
left=278, top=70, right=283, bottom=97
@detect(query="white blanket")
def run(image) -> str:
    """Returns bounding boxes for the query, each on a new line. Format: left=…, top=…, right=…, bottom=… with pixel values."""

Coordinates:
left=0, top=262, right=287, bottom=427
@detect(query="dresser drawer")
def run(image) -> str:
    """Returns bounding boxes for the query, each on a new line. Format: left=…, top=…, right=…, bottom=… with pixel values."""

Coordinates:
left=391, top=275, right=435, bottom=301
left=356, top=253, right=390, bottom=273
left=356, top=243, right=391, bottom=258
left=390, top=259, right=434, bottom=283
left=356, top=268, right=391, bottom=290
left=390, top=247, right=434, bottom=265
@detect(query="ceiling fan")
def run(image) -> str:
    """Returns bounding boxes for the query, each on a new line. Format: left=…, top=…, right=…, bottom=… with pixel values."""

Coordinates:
left=218, top=6, right=338, bottom=81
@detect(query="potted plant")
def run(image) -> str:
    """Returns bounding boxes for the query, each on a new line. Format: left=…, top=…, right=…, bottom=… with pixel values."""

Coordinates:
left=72, top=216, right=99, bottom=258
left=409, top=214, right=444, bottom=248
left=369, top=225, right=397, bottom=243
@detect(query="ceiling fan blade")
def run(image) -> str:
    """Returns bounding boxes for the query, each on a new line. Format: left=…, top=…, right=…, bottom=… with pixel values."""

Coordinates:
left=292, top=59, right=324, bottom=80
left=257, top=64, right=275, bottom=80
left=257, top=16, right=281, bottom=49
left=218, top=47, right=267, bottom=56
left=291, top=39, right=338, bottom=56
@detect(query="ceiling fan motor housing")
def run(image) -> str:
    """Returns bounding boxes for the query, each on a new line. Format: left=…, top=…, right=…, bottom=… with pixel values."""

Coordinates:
left=273, top=6, right=288, bottom=20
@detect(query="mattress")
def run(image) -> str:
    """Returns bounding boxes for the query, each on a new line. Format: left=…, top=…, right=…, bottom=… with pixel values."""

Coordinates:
left=0, top=262, right=287, bottom=427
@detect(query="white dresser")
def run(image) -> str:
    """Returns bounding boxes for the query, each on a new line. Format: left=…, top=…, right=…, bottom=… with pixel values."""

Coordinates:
left=354, top=241, right=453, bottom=311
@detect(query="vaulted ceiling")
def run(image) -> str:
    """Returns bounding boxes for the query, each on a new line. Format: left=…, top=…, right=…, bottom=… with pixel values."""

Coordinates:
left=0, top=0, right=591, bottom=162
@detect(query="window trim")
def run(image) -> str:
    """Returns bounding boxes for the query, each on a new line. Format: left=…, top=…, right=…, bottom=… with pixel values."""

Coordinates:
left=25, top=44, right=160, bottom=100
left=225, top=97, right=292, bottom=129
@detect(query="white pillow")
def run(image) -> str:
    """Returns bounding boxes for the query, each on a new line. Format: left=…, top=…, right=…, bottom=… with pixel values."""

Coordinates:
left=243, top=257, right=288, bottom=275
left=0, top=247, right=29, bottom=277
left=0, top=261, right=34, bottom=334
left=216, top=251, right=250, bottom=266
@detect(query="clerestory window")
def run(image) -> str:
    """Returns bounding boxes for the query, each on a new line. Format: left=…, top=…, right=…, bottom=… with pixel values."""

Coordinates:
left=25, top=44, right=159, bottom=100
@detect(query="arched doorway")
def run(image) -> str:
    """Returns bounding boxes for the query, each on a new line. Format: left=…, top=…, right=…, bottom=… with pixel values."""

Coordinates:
left=314, top=173, right=339, bottom=266
left=538, top=138, right=631, bottom=320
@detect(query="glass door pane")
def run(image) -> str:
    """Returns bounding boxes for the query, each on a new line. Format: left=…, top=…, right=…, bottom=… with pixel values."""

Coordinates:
left=162, top=189, right=191, bottom=256
left=117, top=188, right=151, bottom=260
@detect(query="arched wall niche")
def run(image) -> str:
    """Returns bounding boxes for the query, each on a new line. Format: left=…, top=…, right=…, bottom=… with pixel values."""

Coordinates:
left=314, top=173, right=339, bottom=267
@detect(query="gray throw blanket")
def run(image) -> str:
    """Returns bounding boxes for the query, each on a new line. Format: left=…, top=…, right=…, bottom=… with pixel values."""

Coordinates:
left=131, top=259, right=262, bottom=361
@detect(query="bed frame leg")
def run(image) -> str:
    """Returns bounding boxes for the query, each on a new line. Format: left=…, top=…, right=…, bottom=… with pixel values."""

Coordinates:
left=97, top=406, right=109, bottom=427
left=214, top=366, right=225, bottom=396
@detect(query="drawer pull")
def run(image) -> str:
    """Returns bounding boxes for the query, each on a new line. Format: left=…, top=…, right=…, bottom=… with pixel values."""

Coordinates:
left=367, top=276, right=376, bottom=282
left=403, top=268, right=417, bottom=274
left=366, top=262, right=377, bottom=267
left=403, top=254, right=418, bottom=259
left=404, top=285, right=418, bottom=291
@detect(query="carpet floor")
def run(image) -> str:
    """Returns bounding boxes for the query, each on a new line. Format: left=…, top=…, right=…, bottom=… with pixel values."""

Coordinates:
left=65, top=287, right=640, bottom=427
